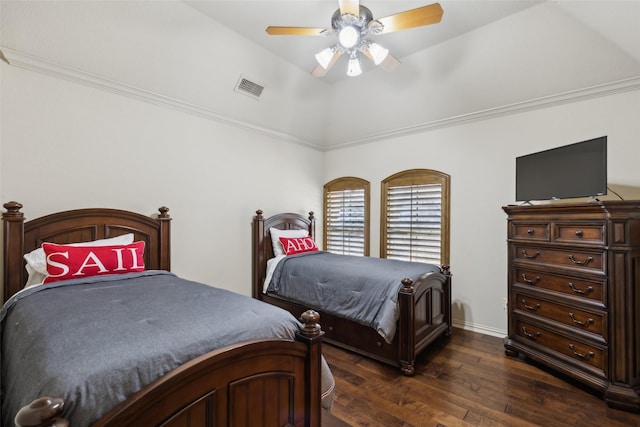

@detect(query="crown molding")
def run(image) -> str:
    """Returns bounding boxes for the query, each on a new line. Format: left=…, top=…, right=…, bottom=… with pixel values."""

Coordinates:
left=3, top=47, right=639, bottom=153
left=0, top=47, right=323, bottom=151
left=324, top=75, right=640, bottom=150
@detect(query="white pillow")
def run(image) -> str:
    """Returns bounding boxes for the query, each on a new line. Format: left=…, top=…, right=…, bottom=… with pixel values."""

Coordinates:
left=269, top=228, right=309, bottom=257
left=23, top=233, right=135, bottom=287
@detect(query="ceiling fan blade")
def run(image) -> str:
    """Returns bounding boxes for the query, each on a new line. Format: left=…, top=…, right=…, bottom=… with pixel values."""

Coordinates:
left=338, top=0, right=360, bottom=17
left=363, top=49, right=400, bottom=72
left=311, top=51, right=342, bottom=77
left=265, top=26, right=327, bottom=36
left=377, top=3, right=443, bottom=34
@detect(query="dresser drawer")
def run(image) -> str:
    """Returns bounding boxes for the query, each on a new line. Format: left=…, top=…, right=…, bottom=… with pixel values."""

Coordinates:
left=554, top=222, right=606, bottom=245
left=514, top=292, right=606, bottom=339
left=513, top=245, right=605, bottom=274
left=513, top=268, right=606, bottom=307
left=514, top=319, right=606, bottom=372
left=510, top=221, right=550, bottom=242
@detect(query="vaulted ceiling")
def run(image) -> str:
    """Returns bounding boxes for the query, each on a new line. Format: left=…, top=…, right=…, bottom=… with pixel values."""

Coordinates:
left=2, top=1, right=639, bottom=149
left=182, top=1, right=640, bottom=147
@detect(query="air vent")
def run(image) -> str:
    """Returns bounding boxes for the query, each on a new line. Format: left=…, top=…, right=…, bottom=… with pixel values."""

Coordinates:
left=234, top=76, right=264, bottom=100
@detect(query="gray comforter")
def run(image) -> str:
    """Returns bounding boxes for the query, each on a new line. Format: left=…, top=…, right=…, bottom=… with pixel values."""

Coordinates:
left=267, top=251, right=442, bottom=344
left=1, top=271, right=334, bottom=426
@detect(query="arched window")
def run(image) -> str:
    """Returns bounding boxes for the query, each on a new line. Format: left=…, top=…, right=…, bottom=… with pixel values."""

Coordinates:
left=323, top=177, right=370, bottom=256
left=381, top=169, right=450, bottom=265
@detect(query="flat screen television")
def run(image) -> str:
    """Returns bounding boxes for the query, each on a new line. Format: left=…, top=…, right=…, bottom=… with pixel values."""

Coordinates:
left=515, top=136, right=607, bottom=202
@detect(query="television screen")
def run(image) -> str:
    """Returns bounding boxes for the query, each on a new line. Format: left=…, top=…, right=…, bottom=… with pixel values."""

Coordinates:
left=516, top=136, right=607, bottom=202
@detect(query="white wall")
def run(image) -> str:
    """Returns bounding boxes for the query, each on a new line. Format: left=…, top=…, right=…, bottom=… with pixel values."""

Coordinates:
left=0, top=59, right=324, bottom=296
left=325, top=89, right=640, bottom=336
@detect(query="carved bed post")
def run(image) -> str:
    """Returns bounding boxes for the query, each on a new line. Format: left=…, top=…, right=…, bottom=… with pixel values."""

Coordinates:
left=397, top=278, right=416, bottom=376
left=252, top=209, right=266, bottom=300
left=308, top=211, right=316, bottom=240
left=441, top=264, right=453, bottom=335
left=297, top=310, right=324, bottom=427
left=156, top=206, right=171, bottom=271
left=3, top=201, right=25, bottom=303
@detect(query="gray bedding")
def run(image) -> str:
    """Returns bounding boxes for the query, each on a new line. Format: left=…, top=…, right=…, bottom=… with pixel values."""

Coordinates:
left=267, top=251, right=442, bottom=344
left=1, top=271, right=334, bottom=426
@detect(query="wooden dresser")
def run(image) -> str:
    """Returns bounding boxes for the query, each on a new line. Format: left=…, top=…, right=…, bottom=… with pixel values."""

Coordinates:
left=503, top=201, right=640, bottom=412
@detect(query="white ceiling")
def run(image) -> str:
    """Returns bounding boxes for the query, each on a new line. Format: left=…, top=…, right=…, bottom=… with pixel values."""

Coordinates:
left=185, top=1, right=548, bottom=83
left=184, top=0, right=640, bottom=85
left=179, top=0, right=640, bottom=147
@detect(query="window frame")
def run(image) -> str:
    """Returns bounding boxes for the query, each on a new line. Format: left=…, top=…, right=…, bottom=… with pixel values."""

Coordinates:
left=323, top=176, right=370, bottom=256
left=380, top=169, right=450, bottom=265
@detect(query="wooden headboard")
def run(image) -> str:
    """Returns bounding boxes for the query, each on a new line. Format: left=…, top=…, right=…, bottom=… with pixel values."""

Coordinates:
left=2, top=201, right=171, bottom=303
left=252, top=209, right=315, bottom=299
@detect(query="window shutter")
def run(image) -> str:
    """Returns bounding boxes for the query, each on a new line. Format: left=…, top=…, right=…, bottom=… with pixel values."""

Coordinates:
left=326, top=188, right=366, bottom=255
left=385, top=183, right=442, bottom=264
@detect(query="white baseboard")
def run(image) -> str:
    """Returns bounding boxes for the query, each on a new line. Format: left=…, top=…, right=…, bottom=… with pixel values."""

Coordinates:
left=452, top=319, right=507, bottom=338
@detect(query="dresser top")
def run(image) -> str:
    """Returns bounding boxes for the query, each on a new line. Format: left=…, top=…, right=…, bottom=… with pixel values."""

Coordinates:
left=503, top=200, right=640, bottom=216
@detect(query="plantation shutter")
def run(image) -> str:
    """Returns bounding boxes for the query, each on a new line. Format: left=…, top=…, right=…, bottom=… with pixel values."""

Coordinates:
left=385, top=183, right=442, bottom=264
left=325, top=188, right=366, bottom=256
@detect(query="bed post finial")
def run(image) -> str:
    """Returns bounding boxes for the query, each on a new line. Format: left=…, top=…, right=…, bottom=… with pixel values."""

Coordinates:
left=255, top=209, right=263, bottom=219
left=157, top=206, right=170, bottom=219
left=299, top=310, right=322, bottom=339
left=15, top=396, right=69, bottom=427
left=308, top=211, right=314, bottom=221
left=400, top=277, right=414, bottom=293
left=3, top=201, right=24, bottom=218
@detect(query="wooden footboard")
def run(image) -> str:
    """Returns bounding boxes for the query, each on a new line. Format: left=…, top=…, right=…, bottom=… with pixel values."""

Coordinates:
left=397, top=267, right=452, bottom=375
left=16, top=311, right=324, bottom=427
left=252, top=209, right=452, bottom=376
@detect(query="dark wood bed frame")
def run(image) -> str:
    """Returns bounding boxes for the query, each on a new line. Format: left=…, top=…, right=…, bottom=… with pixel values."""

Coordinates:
left=3, top=201, right=324, bottom=427
left=252, top=209, right=452, bottom=376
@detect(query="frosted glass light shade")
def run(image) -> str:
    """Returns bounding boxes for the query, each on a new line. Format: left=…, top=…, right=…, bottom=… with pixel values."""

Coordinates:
left=315, top=47, right=334, bottom=69
left=347, top=55, right=362, bottom=77
left=368, top=42, right=389, bottom=65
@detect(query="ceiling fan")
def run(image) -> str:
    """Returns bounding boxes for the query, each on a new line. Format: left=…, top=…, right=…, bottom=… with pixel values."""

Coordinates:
left=266, top=0, right=444, bottom=77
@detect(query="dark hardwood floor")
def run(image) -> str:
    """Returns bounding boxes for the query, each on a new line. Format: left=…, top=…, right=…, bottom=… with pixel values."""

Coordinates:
left=321, top=328, right=640, bottom=427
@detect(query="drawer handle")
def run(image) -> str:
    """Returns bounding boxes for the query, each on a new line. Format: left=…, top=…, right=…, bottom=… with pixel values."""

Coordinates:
left=521, top=274, right=540, bottom=285
left=568, top=282, right=593, bottom=295
left=569, top=344, right=594, bottom=360
left=569, top=312, right=594, bottom=327
left=527, top=229, right=535, bottom=235
left=521, top=250, right=540, bottom=259
left=522, top=326, right=541, bottom=340
left=521, top=299, right=540, bottom=311
left=568, top=255, right=593, bottom=265
left=575, top=230, right=584, bottom=237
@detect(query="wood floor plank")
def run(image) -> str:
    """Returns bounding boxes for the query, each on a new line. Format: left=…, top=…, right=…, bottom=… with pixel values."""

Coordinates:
left=321, top=328, right=640, bottom=427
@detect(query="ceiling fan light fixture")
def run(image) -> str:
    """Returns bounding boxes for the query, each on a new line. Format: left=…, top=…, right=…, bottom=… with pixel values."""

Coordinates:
left=338, top=25, right=360, bottom=48
left=347, top=53, right=362, bottom=77
left=315, top=47, right=335, bottom=69
left=368, top=42, right=389, bottom=65
left=265, top=2, right=445, bottom=78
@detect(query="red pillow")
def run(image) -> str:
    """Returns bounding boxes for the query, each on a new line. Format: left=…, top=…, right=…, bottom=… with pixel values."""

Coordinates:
left=42, top=241, right=145, bottom=284
left=278, top=236, right=319, bottom=256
